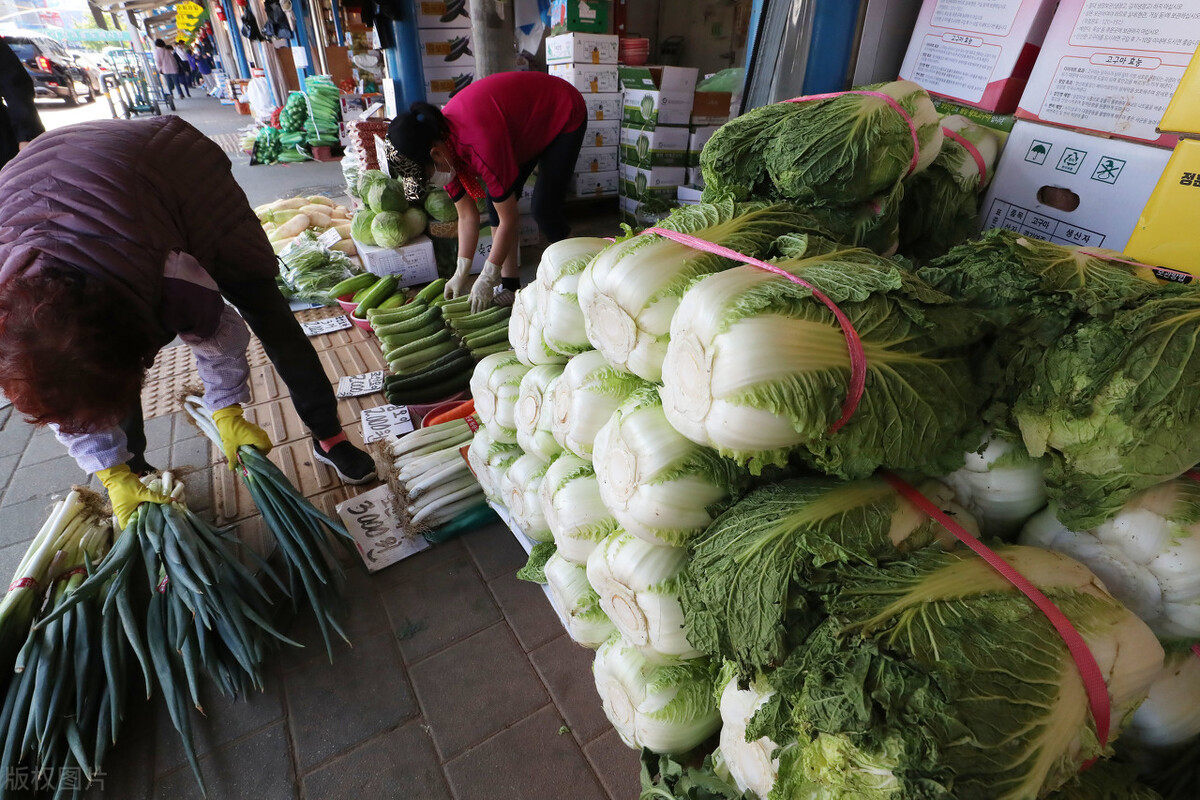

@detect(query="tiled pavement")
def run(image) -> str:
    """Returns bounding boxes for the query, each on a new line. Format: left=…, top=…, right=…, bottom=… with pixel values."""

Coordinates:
left=1, top=99, right=639, bottom=798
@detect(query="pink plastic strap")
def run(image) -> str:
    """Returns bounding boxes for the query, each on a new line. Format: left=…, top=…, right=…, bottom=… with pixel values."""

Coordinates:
left=884, top=472, right=1112, bottom=754
left=941, top=127, right=988, bottom=186
left=643, top=226, right=867, bottom=433
left=156, top=576, right=169, bottom=594
left=7, top=577, right=38, bottom=593
left=785, top=90, right=921, bottom=177
left=58, top=567, right=87, bottom=582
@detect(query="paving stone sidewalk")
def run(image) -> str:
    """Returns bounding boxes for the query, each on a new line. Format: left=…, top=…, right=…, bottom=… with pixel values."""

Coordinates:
left=0, top=97, right=640, bottom=798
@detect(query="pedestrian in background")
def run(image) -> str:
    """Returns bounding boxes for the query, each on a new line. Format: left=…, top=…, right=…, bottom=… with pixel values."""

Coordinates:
left=173, top=40, right=194, bottom=91
left=153, top=38, right=184, bottom=99
left=0, top=35, right=44, bottom=171
left=194, top=47, right=215, bottom=94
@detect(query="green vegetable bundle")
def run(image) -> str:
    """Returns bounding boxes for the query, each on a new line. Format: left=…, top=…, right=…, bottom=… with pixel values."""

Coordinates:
left=303, top=75, right=341, bottom=147
left=278, top=231, right=357, bottom=302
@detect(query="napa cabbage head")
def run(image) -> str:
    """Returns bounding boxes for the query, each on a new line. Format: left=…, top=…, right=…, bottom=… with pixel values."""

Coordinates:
left=469, top=351, right=530, bottom=444
left=535, top=237, right=610, bottom=357
left=544, top=552, right=615, bottom=648
left=680, top=476, right=977, bottom=675
left=538, top=453, right=622, bottom=564
left=550, top=350, right=651, bottom=459
left=514, top=365, right=566, bottom=462
left=659, top=245, right=988, bottom=476
left=578, top=199, right=827, bottom=382
left=700, top=80, right=943, bottom=206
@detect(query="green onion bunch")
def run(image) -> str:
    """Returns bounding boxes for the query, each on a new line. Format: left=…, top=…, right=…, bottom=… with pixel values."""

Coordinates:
left=184, top=396, right=358, bottom=660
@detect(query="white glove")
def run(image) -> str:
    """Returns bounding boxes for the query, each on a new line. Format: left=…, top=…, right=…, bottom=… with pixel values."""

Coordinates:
left=444, top=257, right=473, bottom=300
left=469, top=261, right=502, bottom=314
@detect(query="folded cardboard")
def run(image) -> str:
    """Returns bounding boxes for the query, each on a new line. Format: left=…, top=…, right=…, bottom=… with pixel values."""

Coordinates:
left=619, top=124, right=689, bottom=168
left=899, top=0, right=1057, bottom=113
left=549, top=0, right=609, bottom=35
left=546, top=33, right=618, bottom=65
left=549, top=63, right=620, bottom=94
left=355, top=235, right=439, bottom=285
left=423, top=64, right=476, bottom=105
left=415, top=1, right=471, bottom=29
left=688, top=125, right=721, bottom=167
left=570, top=170, right=620, bottom=197
left=575, top=146, right=619, bottom=173
left=619, top=163, right=684, bottom=201
left=1124, top=138, right=1200, bottom=279
left=980, top=121, right=1171, bottom=251
left=1159, top=47, right=1200, bottom=138
left=1016, top=0, right=1200, bottom=147
left=416, top=27, right=474, bottom=68
left=585, top=118, right=620, bottom=147
left=582, top=92, right=622, bottom=122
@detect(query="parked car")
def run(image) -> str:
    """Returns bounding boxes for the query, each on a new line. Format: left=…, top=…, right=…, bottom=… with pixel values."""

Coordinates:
left=71, top=51, right=109, bottom=95
left=4, top=33, right=95, bottom=105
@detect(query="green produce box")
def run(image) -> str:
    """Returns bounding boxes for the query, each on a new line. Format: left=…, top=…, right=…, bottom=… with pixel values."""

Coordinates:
left=549, top=0, right=609, bottom=35
left=687, top=125, right=721, bottom=167
left=619, top=66, right=698, bottom=127
left=619, top=163, right=683, bottom=201
left=620, top=123, right=689, bottom=169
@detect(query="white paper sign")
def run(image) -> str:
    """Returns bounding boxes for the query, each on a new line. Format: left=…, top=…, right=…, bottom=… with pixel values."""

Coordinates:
left=336, top=485, right=430, bottom=571
left=360, top=403, right=414, bottom=443
left=317, top=227, right=343, bottom=248
left=336, top=370, right=385, bottom=398
left=300, top=315, right=352, bottom=336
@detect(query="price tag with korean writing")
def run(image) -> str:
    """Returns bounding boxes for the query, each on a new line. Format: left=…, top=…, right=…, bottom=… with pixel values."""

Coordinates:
left=361, top=404, right=414, bottom=443
left=335, top=485, right=429, bottom=571
left=317, top=227, right=344, bottom=248
left=300, top=315, right=352, bottom=336
left=337, top=370, right=385, bottom=398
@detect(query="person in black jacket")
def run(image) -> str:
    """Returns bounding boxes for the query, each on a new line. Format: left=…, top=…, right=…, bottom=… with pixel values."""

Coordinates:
left=0, top=36, right=45, bottom=170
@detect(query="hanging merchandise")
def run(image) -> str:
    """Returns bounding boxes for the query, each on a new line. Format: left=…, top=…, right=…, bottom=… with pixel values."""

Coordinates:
left=241, top=7, right=265, bottom=41
left=262, top=0, right=294, bottom=40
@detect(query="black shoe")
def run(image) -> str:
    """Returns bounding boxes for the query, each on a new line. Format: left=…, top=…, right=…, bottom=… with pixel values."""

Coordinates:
left=312, top=439, right=377, bottom=485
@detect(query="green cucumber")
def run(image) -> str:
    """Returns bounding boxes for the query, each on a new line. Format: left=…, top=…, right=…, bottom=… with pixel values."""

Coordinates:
left=380, top=322, right=445, bottom=351
left=374, top=307, right=441, bottom=337
left=351, top=286, right=374, bottom=302
left=469, top=341, right=513, bottom=358
left=448, top=305, right=511, bottom=331
left=367, top=300, right=429, bottom=324
left=414, top=278, right=447, bottom=304
left=385, top=352, right=473, bottom=391
left=386, top=370, right=471, bottom=405
left=377, top=293, right=407, bottom=310
left=462, top=325, right=510, bottom=349
left=385, top=328, right=452, bottom=362
left=389, top=339, right=460, bottom=372
left=387, top=347, right=473, bottom=379
left=328, top=273, right=378, bottom=298
left=355, top=276, right=399, bottom=315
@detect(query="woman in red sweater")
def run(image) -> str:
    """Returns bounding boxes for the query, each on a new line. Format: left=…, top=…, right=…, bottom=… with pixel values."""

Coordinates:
left=388, top=71, right=587, bottom=312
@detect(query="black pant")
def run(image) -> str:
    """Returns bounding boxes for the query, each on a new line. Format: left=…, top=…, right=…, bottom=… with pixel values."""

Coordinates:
left=485, top=121, right=587, bottom=243
left=120, top=278, right=342, bottom=464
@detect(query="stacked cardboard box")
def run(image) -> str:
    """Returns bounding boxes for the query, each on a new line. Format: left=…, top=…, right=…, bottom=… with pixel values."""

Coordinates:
left=416, top=2, right=476, bottom=105
left=618, top=65, right=698, bottom=224
left=549, top=32, right=620, bottom=199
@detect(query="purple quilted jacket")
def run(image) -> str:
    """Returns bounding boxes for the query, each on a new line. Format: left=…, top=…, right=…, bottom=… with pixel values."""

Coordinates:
left=0, top=116, right=275, bottom=348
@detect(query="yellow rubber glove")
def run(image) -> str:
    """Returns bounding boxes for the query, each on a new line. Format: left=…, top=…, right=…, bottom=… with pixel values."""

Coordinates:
left=212, top=404, right=273, bottom=469
left=97, top=465, right=172, bottom=529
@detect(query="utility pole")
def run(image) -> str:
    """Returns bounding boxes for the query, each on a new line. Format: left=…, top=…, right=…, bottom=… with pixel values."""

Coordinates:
left=468, top=0, right=515, bottom=78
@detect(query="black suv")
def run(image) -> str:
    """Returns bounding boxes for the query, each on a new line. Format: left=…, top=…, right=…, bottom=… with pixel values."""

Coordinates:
left=4, top=33, right=95, bottom=105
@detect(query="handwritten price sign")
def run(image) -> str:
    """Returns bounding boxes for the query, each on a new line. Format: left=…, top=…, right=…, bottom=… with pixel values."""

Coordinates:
left=336, top=370, right=385, bottom=398
left=335, top=485, right=429, bottom=571
left=360, top=403, right=415, bottom=443
left=300, top=315, right=352, bottom=336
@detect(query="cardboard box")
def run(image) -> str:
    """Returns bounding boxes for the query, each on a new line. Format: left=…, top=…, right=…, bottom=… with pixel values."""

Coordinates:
left=585, top=118, right=620, bottom=147
left=619, top=66, right=698, bottom=94
left=619, top=195, right=678, bottom=226
left=979, top=121, right=1171, bottom=250
left=518, top=215, right=540, bottom=247
left=356, top=235, right=440, bottom=285
left=685, top=168, right=705, bottom=190
left=620, top=66, right=698, bottom=127
left=469, top=233, right=493, bottom=274
left=546, top=33, right=618, bottom=65
left=1016, top=0, right=1200, bottom=147
left=575, top=146, right=619, bottom=173
left=619, top=163, right=684, bottom=201
left=415, top=1, right=471, bottom=29
left=416, top=27, right=474, bottom=68
left=899, top=0, right=1057, bottom=113
left=620, top=124, right=689, bottom=168
left=677, top=185, right=703, bottom=205
left=688, top=125, right=721, bottom=167
left=690, top=91, right=732, bottom=125
left=548, top=63, right=620, bottom=94
left=1124, top=138, right=1200, bottom=280
left=570, top=170, right=619, bottom=197
left=1159, top=47, right=1200, bottom=138
left=582, top=92, right=622, bottom=122
left=549, top=0, right=609, bottom=35
left=423, top=64, right=476, bottom=105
